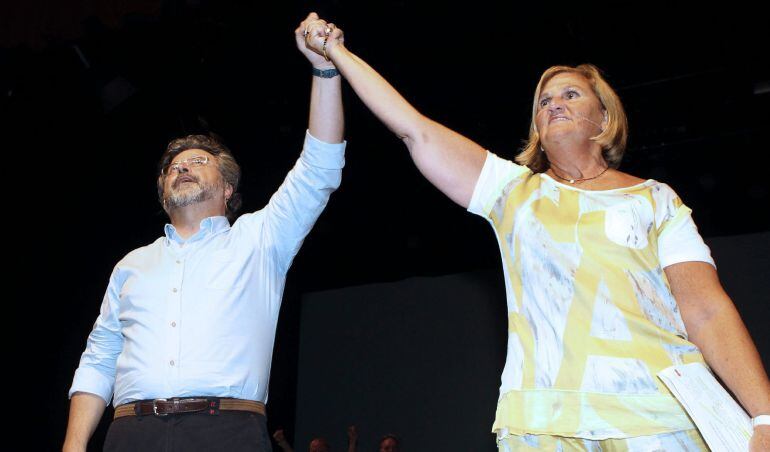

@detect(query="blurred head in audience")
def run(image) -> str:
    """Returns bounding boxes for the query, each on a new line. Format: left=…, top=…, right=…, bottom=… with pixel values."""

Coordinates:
left=309, top=437, right=330, bottom=452
left=379, top=434, right=400, bottom=452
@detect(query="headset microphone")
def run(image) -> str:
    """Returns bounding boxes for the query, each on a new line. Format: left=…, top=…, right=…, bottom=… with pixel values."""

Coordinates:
left=574, top=113, right=604, bottom=130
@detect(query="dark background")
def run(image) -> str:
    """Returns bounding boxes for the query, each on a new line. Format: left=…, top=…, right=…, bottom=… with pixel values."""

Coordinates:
left=295, top=233, right=769, bottom=451
left=2, top=1, right=768, bottom=450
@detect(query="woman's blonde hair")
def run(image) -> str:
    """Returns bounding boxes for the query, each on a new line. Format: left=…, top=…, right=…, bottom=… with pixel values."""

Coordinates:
left=516, top=64, right=628, bottom=173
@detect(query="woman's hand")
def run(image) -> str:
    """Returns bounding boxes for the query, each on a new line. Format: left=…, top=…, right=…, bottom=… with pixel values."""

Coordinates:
left=294, top=13, right=343, bottom=70
left=751, top=425, right=770, bottom=452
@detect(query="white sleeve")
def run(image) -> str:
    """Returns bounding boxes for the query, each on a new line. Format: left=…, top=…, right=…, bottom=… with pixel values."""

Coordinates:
left=241, top=130, right=345, bottom=273
left=655, top=184, right=715, bottom=269
left=68, top=267, right=124, bottom=406
left=467, top=151, right=530, bottom=218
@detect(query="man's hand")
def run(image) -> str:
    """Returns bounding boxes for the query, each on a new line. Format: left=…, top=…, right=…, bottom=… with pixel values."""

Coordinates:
left=273, top=429, right=286, bottom=443
left=273, top=429, right=296, bottom=452
left=346, top=425, right=358, bottom=452
left=294, top=13, right=344, bottom=69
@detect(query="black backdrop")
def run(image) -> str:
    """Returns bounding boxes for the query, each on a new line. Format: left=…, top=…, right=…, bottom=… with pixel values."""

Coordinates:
left=3, top=1, right=768, bottom=450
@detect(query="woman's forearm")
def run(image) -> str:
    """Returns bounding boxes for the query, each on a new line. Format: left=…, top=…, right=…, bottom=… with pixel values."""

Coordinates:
left=326, top=43, right=486, bottom=207
left=668, top=261, right=770, bottom=417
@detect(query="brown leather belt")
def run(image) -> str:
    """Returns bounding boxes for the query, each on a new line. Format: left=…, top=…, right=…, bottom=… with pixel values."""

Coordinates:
left=114, top=397, right=265, bottom=419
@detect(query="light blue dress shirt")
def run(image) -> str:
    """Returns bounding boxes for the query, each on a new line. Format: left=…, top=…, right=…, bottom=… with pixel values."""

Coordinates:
left=69, top=131, right=345, bottom=407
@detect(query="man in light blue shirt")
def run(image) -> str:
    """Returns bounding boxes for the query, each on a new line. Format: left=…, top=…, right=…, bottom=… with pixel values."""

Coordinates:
left=63, top=14, right=344, bottom=452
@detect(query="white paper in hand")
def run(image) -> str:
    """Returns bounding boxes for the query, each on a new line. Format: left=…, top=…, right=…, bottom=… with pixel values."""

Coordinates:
left=658, top=362, right=752, bottom=452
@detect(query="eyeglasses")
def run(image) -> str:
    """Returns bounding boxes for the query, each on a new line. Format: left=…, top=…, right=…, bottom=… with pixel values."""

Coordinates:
left=163, top=155, right=210, bottom=175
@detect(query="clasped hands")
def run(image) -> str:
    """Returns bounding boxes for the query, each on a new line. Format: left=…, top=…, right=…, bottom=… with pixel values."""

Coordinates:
left=294, top=13, right=344, bottom=68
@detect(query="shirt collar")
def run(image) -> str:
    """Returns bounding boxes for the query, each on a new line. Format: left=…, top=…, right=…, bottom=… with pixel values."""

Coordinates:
left=164, top=216, right=231, bottom=245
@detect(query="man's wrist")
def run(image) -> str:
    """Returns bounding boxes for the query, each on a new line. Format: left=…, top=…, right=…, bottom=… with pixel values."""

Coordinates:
left=312, top=67, right=340, bottom=78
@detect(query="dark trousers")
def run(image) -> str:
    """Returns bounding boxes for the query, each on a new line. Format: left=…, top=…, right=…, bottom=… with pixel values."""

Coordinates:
left=104, top=411, right=273, bottom=452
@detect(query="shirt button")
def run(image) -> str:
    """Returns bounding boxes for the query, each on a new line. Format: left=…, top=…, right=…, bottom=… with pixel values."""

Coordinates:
left=169, top=360, right=175, bottom=366
left=176, top=260, right=181, bottom=264
left=171, top=321, right=176, bottom=327
left=172, top=288, right=178, bottom=293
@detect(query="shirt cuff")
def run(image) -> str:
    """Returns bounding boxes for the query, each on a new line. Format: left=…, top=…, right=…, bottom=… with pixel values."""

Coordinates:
left=301, top=130, right=346, bottom=170
left=69, top=367, right=114, bottom=406
left=660, top=252, right=716, bottom=270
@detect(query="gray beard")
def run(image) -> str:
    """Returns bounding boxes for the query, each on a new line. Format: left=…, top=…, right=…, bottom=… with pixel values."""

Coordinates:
left=165, top=181, right=219, bottom=209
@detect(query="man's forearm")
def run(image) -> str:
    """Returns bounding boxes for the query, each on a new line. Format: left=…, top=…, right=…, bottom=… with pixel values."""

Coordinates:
left=308, top=71, right=344, bottom=143
left=63, top=392, right=107, bottom=452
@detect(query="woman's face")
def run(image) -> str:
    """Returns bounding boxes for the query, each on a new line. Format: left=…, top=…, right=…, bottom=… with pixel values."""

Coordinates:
left=535, top=72, right=607, bottom=150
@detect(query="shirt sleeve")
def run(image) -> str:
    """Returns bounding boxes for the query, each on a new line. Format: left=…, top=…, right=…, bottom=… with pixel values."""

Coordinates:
left=654, top=184, right=716, bottom=269
left=467, top=151, right=530, bottom=218
left=255, top=130, right=346, bottom=273
left=68, top=268, right=125, bottom=406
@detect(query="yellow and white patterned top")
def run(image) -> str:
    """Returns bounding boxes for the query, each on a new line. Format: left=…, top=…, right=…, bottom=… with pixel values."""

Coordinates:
left=468, top=152, right=715, bottom=440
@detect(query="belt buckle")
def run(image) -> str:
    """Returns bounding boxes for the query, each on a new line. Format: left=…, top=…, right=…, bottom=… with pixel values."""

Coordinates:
left=152, top=398, right=168, bottom=416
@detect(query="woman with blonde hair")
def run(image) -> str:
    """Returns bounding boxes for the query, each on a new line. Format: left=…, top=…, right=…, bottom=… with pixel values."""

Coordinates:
left=299, top=14, right=770, bottom=451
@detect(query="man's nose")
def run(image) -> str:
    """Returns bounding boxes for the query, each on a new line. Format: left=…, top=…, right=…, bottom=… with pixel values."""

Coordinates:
left=174, top=163, right=191, bottom=174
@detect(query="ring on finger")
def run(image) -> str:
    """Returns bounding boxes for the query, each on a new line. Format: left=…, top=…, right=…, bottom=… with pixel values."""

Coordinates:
left=303, top=21, right=319, bottom=36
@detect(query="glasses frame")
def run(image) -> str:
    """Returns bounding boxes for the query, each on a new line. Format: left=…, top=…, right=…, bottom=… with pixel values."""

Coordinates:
left=163, top=155, right=210, bottom=175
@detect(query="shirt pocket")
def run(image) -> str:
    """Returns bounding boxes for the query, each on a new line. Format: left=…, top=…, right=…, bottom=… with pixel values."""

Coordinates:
left=604, top=195, right=654, bottom=249
left=204, top=249, right=245, bottom=290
